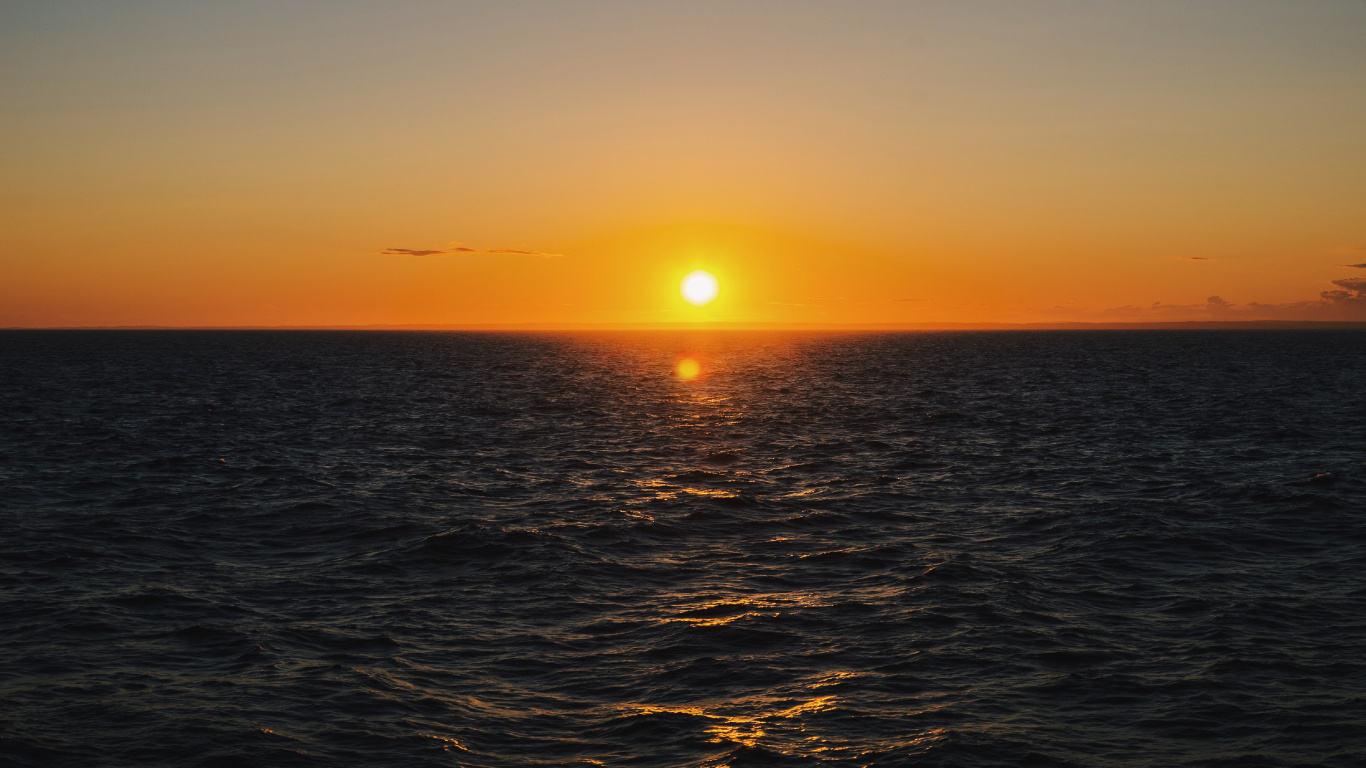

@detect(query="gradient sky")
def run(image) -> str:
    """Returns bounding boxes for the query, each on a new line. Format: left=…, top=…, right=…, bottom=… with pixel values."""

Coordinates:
left=3, top=0, right=1366, bottom=327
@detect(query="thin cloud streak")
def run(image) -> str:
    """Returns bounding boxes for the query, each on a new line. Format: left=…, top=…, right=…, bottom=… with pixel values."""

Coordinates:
left=379, top=243, right=565, bottom=258
left=380, top=248, right=447, bottom=257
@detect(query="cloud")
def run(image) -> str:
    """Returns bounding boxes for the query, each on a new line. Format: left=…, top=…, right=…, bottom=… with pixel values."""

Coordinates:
left=380, top=248, right=448, bottom=257
left=484, top=248, right=563, bottom=257
left=379, top=243, right=564, bottom=258
left=1179, top=256, right=1212, bottom=261
left=1338, top=263, right=1366, bottom=269
left=1103, top=275, right=1366, bottom=321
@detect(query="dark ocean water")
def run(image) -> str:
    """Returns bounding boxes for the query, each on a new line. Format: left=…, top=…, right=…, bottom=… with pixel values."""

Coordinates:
left=2, top=330, right=1365, bottom=768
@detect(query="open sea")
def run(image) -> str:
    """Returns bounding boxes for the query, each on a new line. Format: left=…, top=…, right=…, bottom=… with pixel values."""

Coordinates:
left=1, top=329, right=1364, bottom=768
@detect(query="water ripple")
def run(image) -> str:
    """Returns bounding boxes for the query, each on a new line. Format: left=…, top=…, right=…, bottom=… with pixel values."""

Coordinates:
left=1, top=329, right=1364, bottom=767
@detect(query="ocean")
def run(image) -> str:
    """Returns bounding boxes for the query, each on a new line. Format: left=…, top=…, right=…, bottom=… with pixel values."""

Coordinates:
left=1, top=330, right=1364, bottom=767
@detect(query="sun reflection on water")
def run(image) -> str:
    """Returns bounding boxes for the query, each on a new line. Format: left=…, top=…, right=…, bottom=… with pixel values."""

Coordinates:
left=675, top=357, right=702, bottom=380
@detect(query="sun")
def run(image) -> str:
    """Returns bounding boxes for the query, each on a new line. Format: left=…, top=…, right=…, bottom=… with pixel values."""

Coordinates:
left=681, top=270, right=719, bottom=307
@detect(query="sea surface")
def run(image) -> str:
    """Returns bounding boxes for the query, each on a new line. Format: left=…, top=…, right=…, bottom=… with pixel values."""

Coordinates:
left=2, top=330, right=1364, bottom=768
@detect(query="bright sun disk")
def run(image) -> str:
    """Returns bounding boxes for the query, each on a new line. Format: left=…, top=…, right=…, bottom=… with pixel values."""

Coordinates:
left=681, top=270, right=719, bottom=306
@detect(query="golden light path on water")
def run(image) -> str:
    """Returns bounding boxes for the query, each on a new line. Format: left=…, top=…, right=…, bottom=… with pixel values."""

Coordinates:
left=627, top=340, right=955, bottom=763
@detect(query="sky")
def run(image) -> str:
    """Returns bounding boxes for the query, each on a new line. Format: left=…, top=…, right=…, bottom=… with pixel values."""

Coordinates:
left=3, top=0, right=1366, bottom=327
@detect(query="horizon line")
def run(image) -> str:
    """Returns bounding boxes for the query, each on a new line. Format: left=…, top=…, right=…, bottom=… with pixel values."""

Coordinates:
left=5, top=320, right=1366, bottom=332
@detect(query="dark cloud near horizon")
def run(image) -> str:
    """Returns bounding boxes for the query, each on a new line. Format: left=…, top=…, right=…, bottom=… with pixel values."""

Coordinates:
left=1339, top=263, right=1366, bottom=269
left=1179, top=256, right=1212, bottom=261
left=1109, top=274, right=1366, bottom=321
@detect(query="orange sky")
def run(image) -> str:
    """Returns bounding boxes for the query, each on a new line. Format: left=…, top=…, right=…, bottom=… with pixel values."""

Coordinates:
left=3, top=1, right=1366, bottom=327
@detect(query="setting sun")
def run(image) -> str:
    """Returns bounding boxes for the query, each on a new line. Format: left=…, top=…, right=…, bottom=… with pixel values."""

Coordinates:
left=681, top=271, right=720, bottom=307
